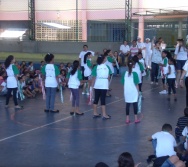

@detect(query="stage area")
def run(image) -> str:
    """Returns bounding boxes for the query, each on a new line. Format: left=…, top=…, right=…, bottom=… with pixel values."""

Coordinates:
left=0, top=77, right=186, bottom=167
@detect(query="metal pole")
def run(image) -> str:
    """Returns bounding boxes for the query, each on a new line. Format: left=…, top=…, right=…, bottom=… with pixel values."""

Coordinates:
left=76, top=0, right=78, bottom=41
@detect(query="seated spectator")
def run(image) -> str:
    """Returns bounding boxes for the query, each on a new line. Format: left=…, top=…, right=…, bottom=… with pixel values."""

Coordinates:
left=27, top=61, right=34, bottom=73
left=59, top=69, right=67, bottom=89
left=0, top=74, right=7, bottom=96
left=148, top=123, right=177, bottom=158
left=40, top=61, right=45, bottom=70
left=66, top=62, right=72, bottom=73
left=175, top=108, right=188, bottom=143
left=14, top=61, right=20, bottom=70
left=20, top=64, right=28, bottom=74
left=153, top=155, right=185, bottom=167
left=59, top=62, right=66, bottom=71
left=18, top=75, right=35, bottom=98
left=118, top=152, right=141, bottom=167
left=30, top=74, right=42, bottom=94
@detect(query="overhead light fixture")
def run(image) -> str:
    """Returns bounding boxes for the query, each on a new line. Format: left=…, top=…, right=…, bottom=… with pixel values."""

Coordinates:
left=41, top=23, right=71, bottom=29
left=0, top=29, right=26, bottom=38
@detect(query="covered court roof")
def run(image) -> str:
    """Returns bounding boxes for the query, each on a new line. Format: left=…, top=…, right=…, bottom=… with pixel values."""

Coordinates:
left=133, top=9, right=188, bottom=16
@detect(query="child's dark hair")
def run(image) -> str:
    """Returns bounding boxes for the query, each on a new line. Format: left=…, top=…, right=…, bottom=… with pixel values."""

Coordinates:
left=28, top=61, right=33, bottom=65
left=84, top=52, right=91, bottom=64
left=4, top=55, right=14, bottom=69
left=40, top=61, right=44, bottom=64
left=97, top=55, right=106, bottom=65
left=95, top=162, right=109, bottom=167
left=71, top=60, right=79, bottom=75
left=18, top=74, right=24, bottom=80
left=155, top=40, right=159, bottom=45
left=118, top=152, right=135, bottom=167
left=184, top=108, right=188, bottom=117
left=67, top=62, right=71, bottom=67
left=127, top=60, right=134, bottom=76
left=104, top=50, right=111, bottom=56
left=168, top=57, right=176, bottom=67
left=33, top=74, right=38, bottom=79
left=137, top=52, right=142, bottom=56
left=162, top=123, right=172, bottom=132
left=60, top=69, right=67, bottom=76
left=83, top=44, right=88, bottom=48
left=162, top=50, right=172, bottom=59
left=132, top=55, right=139, bottom=63
left=178, top=39, right=185, bottom=52
left=44, top=53, right=54, bottom=63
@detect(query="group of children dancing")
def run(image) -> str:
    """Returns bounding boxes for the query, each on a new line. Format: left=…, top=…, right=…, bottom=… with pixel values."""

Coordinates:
left=0, top=37, right=187, bottom=120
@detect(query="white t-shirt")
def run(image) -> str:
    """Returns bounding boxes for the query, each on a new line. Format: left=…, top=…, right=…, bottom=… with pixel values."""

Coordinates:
left=120, top=45, right=130, bottom=54
left=79, top=50, right=95, bottom=66
left=133, top=63, right=142, bottom=83
left=182, top=126, right=188, bottom=149
left=137, top=42, right=146, bottom=58
left=137, top=42, right=145, bottom=50
left=145, top=42, right=152, bottom=55
left=68, top=70, right=82, bottom=89
left=152, top=131, right=177, bottom=158
left=84, top=59, right=92, bottom=77
left=6, top=64, right=18, bottom=88
left=167, top=65, right=176, bottom=79
left=42, top=64, right=59, bottom=88
left=92, top=64, right=111, bottom=90
left=183, top=60, right=188, bottom=77
left=151, top=48, right=162, bottom=64
left=175, top=46, right=187, bottom=60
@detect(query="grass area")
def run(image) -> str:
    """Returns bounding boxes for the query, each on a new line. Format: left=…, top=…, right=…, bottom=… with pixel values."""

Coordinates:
left=0, top=52, right=79, bottom=63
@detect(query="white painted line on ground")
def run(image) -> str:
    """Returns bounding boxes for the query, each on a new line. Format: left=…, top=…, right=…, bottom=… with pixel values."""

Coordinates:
left=0, top=86, right=160, bottom=142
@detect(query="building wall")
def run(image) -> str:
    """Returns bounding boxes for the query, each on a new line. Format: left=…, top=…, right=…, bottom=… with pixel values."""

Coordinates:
left=0, top=41, right=121, bottom=54
left=0, top=0, right=187, bottom=21
left=0, top=0, right=139, bottom=20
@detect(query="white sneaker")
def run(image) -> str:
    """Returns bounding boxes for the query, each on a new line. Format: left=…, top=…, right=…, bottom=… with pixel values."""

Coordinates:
left=155, top=82, right=159, bottom=85
left=150, top=82, right=154, bottom=84
left=159, top=90, right=165, bottom=94
left=82, top=92, right=86, bottom=95
left=159, top=90, right=168, bottom=94
left=86, top=92, right=89, bottom=96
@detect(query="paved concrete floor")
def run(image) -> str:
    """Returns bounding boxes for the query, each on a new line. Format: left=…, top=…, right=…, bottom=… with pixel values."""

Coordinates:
left=0, top=77, right=186, bottom=167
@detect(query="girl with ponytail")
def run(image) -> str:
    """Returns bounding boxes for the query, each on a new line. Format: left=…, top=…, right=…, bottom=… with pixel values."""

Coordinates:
left=82, top=52, right=92, bottom=95
left=41, top=53, right=60, bottom=113
left=91, top=55, right=112, bottom=119
left=4, top=55, right=22, bottom=109
left=67, top=60, right=84, bottom=116
left=121, top=60, right=140, bottom=124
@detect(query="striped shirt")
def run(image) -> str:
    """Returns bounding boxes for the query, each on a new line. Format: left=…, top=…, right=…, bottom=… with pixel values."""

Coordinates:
left=130, top=46, right=139, bottom=57
left=176, top=116, right=188, bottom=136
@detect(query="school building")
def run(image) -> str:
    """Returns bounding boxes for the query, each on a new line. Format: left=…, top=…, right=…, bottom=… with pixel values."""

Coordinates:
left=0, top=0, right=188, bottom=46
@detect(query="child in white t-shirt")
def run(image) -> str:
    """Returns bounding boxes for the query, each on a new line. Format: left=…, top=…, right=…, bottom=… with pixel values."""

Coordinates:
left=67, top=60, right=83, bottom=116
left=158, top=50, right=169, bottom=95
left=0, top=75, right=7, bottom=96
left=182, top=122, right=188, bottom=150
left=148, top=123, right=177, bottom=158
left=167, top=58, right=177, bottom=101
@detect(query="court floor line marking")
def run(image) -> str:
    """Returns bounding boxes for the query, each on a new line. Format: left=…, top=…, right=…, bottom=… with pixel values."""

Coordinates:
left=0, top=86, right=160, bottom=143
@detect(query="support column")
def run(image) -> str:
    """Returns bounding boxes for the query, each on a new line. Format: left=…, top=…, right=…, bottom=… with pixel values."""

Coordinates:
left=28, top=0, right=35, bottom=40
left=81, top=0, right=87, bottom=41
left=138, top=16, right=144, bottom=40
left=178, top=20, right=183, bottom=39
left=138, top=0, right=144, bottom=40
